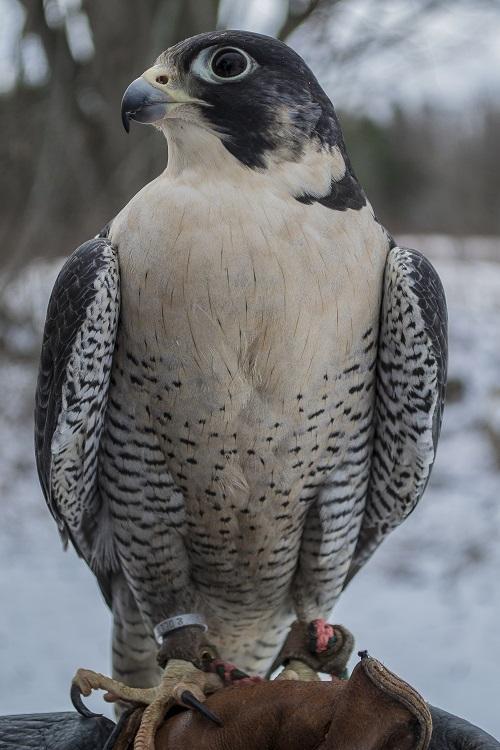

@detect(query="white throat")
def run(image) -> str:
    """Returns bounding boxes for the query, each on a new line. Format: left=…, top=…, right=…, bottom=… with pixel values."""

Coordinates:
left=161, top=118, right=244, bottom=179
left=160, top=116, right=348, bottom=202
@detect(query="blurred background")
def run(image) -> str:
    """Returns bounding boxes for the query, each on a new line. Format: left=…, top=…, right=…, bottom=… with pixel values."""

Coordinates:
left=0, top=0, right=499, bottom=735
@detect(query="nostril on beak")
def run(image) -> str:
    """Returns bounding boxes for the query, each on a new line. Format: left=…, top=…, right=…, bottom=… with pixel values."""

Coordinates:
left=156, top=75, right=168, bottom=85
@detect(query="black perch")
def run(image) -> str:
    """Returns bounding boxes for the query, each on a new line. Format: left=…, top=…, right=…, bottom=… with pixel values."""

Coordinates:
left=0, top=705, right=498, bottom=750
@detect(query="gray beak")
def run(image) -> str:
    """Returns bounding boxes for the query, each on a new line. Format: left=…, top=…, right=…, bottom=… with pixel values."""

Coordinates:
left=121, top=77, right=171, bottom=132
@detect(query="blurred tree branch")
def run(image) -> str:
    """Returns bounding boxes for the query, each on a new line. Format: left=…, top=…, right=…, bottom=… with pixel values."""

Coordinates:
left=0, top=0, right=221, bottom=278
left=278, top=0, right=325, bottom=39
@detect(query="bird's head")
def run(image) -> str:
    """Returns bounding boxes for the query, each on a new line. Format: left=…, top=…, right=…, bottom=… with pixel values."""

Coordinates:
left=121, top=30, right=344, bottom=170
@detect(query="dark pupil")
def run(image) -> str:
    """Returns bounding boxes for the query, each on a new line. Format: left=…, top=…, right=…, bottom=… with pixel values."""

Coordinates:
left=211, top=50, right=247, bottom=78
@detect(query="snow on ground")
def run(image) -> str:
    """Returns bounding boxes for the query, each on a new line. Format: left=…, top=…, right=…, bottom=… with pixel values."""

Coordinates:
left=0, top=237, right=499, bottom=734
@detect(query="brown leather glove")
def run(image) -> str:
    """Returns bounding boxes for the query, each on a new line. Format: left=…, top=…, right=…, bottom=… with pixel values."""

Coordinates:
left=152, top=653, right=432, bottom=750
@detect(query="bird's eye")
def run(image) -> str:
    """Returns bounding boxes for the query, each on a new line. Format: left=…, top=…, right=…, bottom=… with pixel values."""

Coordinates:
left=210, top=48, right=249, bottom=79
left=191, top=45, right=255, bottom=84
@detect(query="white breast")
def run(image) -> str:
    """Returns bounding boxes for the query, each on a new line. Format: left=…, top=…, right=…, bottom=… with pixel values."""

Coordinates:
left=104, top=131, right=390, bottom=641
left=110, top=131, right=385, bottom=515
left=112, top=136, right=387, bottom=402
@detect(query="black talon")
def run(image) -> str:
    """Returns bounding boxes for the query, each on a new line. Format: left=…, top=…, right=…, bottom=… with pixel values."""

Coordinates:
left=71, top=682, right=102, bottom=718
left=180, top=690, right=223, bottom=727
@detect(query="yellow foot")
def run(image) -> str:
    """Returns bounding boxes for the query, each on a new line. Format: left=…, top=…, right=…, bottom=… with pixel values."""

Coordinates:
left=275, top=659, right=321, bottom=681
left=71, top=659, right=223, bottom=750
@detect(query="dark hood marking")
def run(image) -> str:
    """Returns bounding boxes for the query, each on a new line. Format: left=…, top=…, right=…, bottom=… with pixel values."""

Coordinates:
left=163, top=31, right=361, bottom=177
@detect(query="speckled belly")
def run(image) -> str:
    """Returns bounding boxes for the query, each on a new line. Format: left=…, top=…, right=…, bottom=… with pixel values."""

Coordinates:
left=101, top=298, right=379, bottom=615
left=103, top=184, right=387, bottom=646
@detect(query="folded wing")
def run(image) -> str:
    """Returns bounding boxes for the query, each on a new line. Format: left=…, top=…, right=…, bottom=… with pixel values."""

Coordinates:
left=34, top=236, right=120, bottom=595
left=346, top=246, right=447, bottom=584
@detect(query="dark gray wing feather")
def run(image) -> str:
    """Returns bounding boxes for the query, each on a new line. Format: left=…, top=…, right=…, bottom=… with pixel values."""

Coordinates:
left=345, top=246, right=447, bottom=584
left=35, top=237, right=120, bottom=587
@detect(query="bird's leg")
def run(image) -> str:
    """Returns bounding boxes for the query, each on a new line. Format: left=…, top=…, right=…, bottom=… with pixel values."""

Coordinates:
left=111, top=577, right=162, bottom=718
left=72, top=617, right=226, bottom=749
left=271, top=619, right=354, bottom=681
left=72, top=660, right=223, bottom=750
left=133, top=659, right=223, bottom=750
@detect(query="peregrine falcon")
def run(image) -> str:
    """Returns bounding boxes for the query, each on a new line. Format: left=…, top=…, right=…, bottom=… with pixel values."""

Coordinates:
left=35, top=30, right=447, bottom=738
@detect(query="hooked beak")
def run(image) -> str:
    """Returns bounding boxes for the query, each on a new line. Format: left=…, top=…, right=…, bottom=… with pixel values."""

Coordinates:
left=121, top=65, right=205, bottom=132
left=121, top=76, right=173, bottom=132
